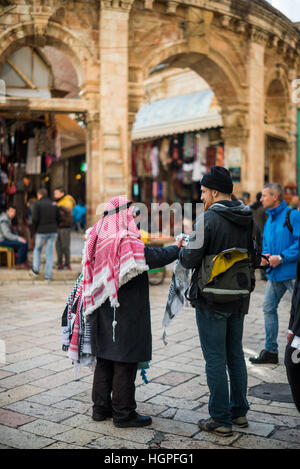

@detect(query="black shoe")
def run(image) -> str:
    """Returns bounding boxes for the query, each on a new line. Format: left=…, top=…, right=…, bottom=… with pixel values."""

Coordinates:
left=92, top=410, right=112, bottom=422
left=29, top=269, right=39, bottom=277
left=249, top=349, right=278, bottom=364
left=113, top=414, right=152, bottom=428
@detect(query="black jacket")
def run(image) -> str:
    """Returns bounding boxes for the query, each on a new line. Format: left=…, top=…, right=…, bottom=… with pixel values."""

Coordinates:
left=89, top=245, right=179, bottom=363
left=32, top=197, right=60, bottom=234
left=179, top=200, right=254, bottom=314
left=289, top=240, right=300, bottom=336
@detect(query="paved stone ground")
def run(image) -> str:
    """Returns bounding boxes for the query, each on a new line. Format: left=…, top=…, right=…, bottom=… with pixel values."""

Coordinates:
left=0, top=276, right=300, bottom=449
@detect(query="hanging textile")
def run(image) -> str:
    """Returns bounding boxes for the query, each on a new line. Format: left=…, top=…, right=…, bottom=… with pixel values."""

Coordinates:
left=142, top=143, right=152, bottom=178
left=26, top=138, right=41, bottom=175
left=195, top=132, right=209, bottom=178
left=216, top=145, right=224, bottom=166
left=159, top=138, right=170, bottom=170
left=206, top=146, right=216, bottom=171
left=183, top=133, right=195, bottom=161
left=150, top=145, right=159, bottom=179
left=182, top=162, right=193, bottom=185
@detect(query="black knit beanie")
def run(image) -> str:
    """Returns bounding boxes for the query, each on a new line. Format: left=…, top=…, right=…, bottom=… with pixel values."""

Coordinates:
left=200, top=166, right=233, bottom=194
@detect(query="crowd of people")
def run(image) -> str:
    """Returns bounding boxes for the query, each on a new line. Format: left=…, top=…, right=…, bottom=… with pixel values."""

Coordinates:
left=0, top=177, right=86, bottom=279
left=59, top=167, right=300, bottom=434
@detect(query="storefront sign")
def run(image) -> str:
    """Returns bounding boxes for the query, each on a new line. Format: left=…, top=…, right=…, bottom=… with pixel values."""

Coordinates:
left=227, top=147, right=242, bottom=167
left=229, top=167, right=241, bottom=183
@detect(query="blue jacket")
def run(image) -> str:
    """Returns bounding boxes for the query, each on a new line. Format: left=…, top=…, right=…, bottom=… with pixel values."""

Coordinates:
left=263, top=200, right=300, bottom=282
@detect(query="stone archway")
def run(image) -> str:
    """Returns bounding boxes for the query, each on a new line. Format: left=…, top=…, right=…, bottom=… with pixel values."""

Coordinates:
left=0, top=0, right=298, bottom=223
left=264, top=71, right=294, bottom=187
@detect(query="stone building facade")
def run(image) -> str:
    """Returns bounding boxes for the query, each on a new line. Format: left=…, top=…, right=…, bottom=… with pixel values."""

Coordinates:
left=0, top=0, right=299, bottom=223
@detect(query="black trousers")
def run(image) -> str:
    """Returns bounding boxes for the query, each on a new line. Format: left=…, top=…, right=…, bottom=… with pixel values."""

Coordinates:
left=285, top=342, right=300, bottom=413
left=92, top=358, right=138, bottom=423
left=56, top=227, right=71, bottom=266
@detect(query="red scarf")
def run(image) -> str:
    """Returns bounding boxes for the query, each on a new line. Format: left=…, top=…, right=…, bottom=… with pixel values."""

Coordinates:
left=83, top=196, right=148, bottom=318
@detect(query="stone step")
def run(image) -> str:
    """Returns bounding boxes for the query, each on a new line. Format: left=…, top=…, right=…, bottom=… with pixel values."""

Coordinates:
left=0, top=265, right=81, bottom=283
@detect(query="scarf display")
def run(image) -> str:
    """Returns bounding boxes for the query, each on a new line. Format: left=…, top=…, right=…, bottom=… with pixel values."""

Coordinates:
left=61, top=273, right=96, bottom=379
left=83, top=196, right=149, bottom=319
left=162, top=234, right=190, bottom=345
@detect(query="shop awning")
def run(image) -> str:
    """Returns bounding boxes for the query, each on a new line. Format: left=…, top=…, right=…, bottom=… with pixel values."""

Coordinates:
left=132, top=89, right=222, bottom=141
left=55, top=114, right=86, bottom=150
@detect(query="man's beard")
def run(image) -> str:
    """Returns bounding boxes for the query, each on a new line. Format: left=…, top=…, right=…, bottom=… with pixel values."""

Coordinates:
left=203, top=200, right=212, bottom=211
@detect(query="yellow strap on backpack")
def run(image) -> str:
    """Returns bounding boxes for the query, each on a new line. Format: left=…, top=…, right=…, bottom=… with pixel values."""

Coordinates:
left=208, top=250, right=249, bottom=284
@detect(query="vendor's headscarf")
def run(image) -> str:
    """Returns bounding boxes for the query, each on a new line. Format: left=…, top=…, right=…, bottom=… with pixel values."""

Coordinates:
left=83, top=196, right=148, bottom=318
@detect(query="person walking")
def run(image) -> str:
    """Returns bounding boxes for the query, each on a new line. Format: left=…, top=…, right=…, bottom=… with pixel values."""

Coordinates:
left=179, top=166, right=255, bottom=437
left=54, top=187, right=75, bottom=270
left=31, top=188, right=60, bottom=281
left=64, top=196, right=183, bottom=428
left=72, top=198, right=86, bottom=232
left=250, top=183, right=300, bottom=365
left=0, top=205, right=29, bottom=269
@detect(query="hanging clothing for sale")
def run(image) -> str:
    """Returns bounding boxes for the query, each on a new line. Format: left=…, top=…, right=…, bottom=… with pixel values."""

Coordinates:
left=216, top=145, right=224, bottom=166
left=183, top=133, right=195, bottom=161
left=182, top=162, right=194, bottom=185
left=26, top=138, right=41, bottom=175
left=142, top=143, right=152, bottom=178
left=150, top=145, right=159, bottom=179
left=159, top=138, right=170, bottom=170
left=195, top=132, right=209, bottom=178
left=206, top=146, right=216, bottom=171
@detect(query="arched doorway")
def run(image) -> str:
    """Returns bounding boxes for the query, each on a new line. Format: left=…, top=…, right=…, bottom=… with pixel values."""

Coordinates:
left=264, top=75, right=293, bottom=190
left=131, top=63, right=225, bottom=214
left=0, top=40, right=87, bottom=240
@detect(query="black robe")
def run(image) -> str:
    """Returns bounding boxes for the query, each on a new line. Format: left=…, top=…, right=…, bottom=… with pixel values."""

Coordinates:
left=89, top=245, right=179, bottom=363
left=289, top=239, right=300, bottom=337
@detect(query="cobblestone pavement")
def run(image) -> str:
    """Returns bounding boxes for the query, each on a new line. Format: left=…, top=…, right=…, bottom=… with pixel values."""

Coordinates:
left=0, top=277, right=300, bottom=450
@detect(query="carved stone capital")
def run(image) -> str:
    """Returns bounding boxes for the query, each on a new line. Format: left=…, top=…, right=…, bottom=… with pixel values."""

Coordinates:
left=166, top=1, right=178, bottom=15
left=248, top=25, right=269, bottom=46
left=101, top=0, right=133, bottom=11
left=219, top=14, right=231, bottom=29
left=86, top=110, right=100, bottom=127
left=32, top=18, right=49, bottom=46
left=144, top=0, right=153, bottom=10
left=234, top=20, right=246, bottom=34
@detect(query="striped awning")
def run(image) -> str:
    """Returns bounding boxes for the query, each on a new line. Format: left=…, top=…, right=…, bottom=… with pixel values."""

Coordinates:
left=132, top=89, right=222, bottom=141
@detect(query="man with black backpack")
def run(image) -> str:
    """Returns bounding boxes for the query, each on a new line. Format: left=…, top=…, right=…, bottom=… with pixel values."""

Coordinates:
left=249, top=183, right=300, bottom=365
left=179, top=166, right=256, bottom=437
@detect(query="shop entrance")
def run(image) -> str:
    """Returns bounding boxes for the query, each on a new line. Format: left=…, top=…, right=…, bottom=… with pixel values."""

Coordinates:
left=131, top=66, right=224, bottom=229
left=0, top=45, right=87, bottom=248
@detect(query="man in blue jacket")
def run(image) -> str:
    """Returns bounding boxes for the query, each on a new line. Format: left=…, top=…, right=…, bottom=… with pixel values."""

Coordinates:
left=250, top=183, right=300, bottom=364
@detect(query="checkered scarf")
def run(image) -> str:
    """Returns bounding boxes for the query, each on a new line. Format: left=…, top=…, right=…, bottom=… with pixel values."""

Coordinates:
left=83, top=196, right=148, bottom=318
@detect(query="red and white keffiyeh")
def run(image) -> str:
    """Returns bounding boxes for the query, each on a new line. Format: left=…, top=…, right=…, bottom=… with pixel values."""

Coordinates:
left=83, top=196, right=148, bottom=318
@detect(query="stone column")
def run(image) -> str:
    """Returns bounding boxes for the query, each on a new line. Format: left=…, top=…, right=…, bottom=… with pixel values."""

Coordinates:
left=80, top=77, right=102, bottom=226
left=99, top=1, right=132, bottom=202
left=221, top=105, right=249, bottom=197
left=85, top=110, right=102, bottom=226
left=244, top=31, right=266, bottom=197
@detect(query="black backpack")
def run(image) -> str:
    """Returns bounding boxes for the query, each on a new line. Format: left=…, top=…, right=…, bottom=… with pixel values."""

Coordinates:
left=284, top=208, right=296, bottom=234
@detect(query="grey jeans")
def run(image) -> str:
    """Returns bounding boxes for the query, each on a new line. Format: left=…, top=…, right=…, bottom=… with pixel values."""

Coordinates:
left=56, top=227, right=71, bottom=266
